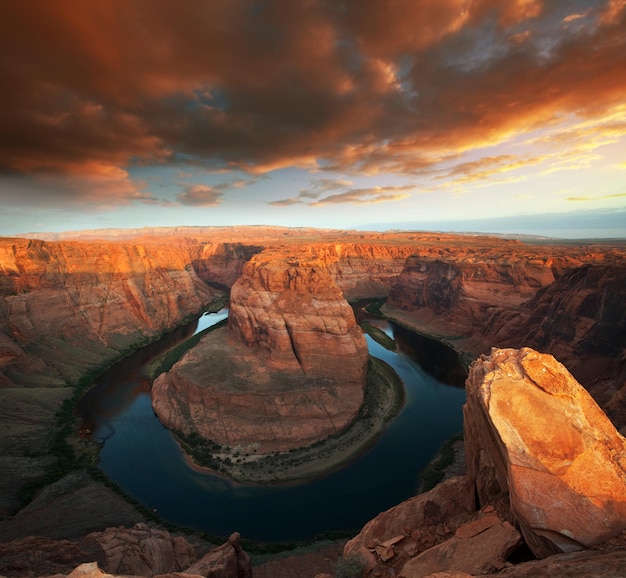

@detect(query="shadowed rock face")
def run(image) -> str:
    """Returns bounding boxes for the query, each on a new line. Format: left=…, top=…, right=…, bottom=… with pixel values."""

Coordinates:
left=464, top=347, right=626, bottom=558
left=386, top=252, right=564, bottom=340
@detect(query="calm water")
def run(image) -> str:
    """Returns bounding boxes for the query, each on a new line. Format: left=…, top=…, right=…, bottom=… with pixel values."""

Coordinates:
left=76, top=307, right=466, bottom=542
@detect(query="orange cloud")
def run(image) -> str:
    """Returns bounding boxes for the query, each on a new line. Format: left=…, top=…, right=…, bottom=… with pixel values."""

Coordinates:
left=271, top=184, right=413, bottom=207
left=0, top=0, right=625, bottom=208
left=567, top=192, right=626, bottom=201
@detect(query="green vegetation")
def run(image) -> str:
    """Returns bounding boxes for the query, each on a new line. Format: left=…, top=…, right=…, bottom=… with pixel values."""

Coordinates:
left=418, top=432, right=464, bottom=492
left=335, top=553, right=366, bottom=578
left=146, top=318, right=228, bottom=379
left=360, top=321, right=396, bottom=351
left=174, top=355, right=404, bottom=484
left=364, top=298, right=386, bottom=317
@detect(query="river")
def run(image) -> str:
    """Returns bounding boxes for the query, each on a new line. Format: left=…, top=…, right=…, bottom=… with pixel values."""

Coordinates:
left=76, top=307, right=466, bottom=543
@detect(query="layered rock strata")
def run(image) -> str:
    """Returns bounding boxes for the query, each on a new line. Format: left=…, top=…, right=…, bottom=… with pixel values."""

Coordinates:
left=153, top=252, right=369, bottom=454
left=0, top=237, right=220, bottom=386
left=464, top=347, right=626, bottom=558
left=385, top=250, right=566, bottom=352
left=228, top=250, right=368, bottom=378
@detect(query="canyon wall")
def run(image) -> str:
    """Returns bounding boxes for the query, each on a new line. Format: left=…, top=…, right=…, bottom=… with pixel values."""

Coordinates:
left=383, top=240, right=626, bottom=424
left=2, top=227, right=626, bottom=564
left=0, top=237, right=221, bottom=387
left=0, top=236, right=223, bottom=516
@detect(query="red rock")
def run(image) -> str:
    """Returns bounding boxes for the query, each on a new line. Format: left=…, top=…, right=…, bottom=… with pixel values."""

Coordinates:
left=183, top=532, right=251, bottom=578
left=228, top=250, right=368, bottom=380
left=494, top=548, right=626, bottom=577
left=344, top=476, right=475, bottom=561
left=398, top=510, right=521, bottom=578
left=154, top=249, right=371, bottom=454
left=81, top=523, right=196, bottom=576
left=464, top=347, right=626, bottom=558
left=66, top=562, right=113, bottom=578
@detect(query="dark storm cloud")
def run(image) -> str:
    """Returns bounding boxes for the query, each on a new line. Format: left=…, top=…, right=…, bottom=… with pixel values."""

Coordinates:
left=0, top=0, right=625, bottom=205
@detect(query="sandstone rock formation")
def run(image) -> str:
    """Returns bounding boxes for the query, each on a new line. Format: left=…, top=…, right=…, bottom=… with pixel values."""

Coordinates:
left=0, top=526, right=251, bottom=578
left=496, top=264, right=626, bottom=427
left=3, top=226, right=626, bottom=577
left=398, top=510, right=521, bottom=578
left=184, top=532, right=251, bottom=578
left=228, top=250, right=368, bottom=379
left=0, top=237, right=220, bottom=386
left=82, top=523, right=196, bottom=576
left=151, top=329, right=368, bottom=454
left=464, top=347, right=626, bottom=558
left=153, top=250, right=369, bottom=455
left=343, top=476, right=476, bottom=573
left=385, top=249, right=567, bottom=355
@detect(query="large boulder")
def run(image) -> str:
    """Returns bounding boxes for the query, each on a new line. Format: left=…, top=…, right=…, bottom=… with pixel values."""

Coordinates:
left=399, top=509, right=522, bottom=578
left=343, top=476, right=475, bottom=572
left=81, top=523, right=196, bottom=576
left=464, top=347, right=626, bottom=558
left=183, top=532, right=251, bottom=578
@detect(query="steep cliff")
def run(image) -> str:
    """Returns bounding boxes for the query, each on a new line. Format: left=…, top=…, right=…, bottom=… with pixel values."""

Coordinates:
left=153, top=250, right=369, bottom=455
left=384, top=241, right=626, bottom=424
left=228, top=250, right=368, bottom=378
left=492, top=264, right=626, bottom=425
left=385, top=246, right=572, bottom=349
left=464, top=347, right=626, bottom=558
left=0, top=237, right=221, bottom=386
left=0, top=236, right=223, bottom=517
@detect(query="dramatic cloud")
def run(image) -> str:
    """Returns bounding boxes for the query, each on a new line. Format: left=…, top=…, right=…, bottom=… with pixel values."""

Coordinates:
left=1, top=0, right=625, bottom=212
left=271, top=184, right=413, bottom=206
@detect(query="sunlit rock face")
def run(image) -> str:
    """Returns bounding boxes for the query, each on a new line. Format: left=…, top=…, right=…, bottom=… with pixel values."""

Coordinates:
left=228, top=250, right=368, bottom=381
left=497, top=264, right=626, bottom=429
left=464, top=347, right=626, bottom=558
left=0, top=237, right=218, bottom=386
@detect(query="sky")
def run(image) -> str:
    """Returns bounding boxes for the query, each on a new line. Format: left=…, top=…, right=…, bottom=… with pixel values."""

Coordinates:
left=1, top=0, right=625, bottom=238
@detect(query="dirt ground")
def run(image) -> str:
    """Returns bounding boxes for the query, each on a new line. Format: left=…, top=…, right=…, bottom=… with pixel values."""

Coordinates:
left=252, top=540, right=347, bottom=578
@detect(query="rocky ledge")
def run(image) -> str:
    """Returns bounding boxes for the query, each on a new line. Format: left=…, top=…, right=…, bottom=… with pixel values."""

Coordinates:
left=340, top=347, right=626, bottom=577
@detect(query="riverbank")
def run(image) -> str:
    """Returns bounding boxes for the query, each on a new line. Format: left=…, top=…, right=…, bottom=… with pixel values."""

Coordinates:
left=381, top=303, right=483, bottom=369
left=174, top=355, right=405, bottom=484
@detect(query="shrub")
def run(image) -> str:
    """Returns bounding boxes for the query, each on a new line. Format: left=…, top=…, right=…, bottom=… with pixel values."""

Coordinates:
left=335, top=554, right=366, bottom=578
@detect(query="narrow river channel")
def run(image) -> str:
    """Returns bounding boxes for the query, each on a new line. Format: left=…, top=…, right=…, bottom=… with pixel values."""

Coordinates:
left=76, top=307, right=466, bottom=543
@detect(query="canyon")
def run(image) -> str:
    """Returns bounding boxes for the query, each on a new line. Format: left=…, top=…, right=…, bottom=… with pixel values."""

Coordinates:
left=0, top=226, right=625, bottom=577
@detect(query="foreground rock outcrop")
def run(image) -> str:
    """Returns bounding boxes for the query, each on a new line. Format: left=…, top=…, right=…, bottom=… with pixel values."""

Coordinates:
left=344, top=347, right=626, bottom=577
left=464, top=347, right=626, bottom=558
left=0, top=525, right=251, bottom=578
